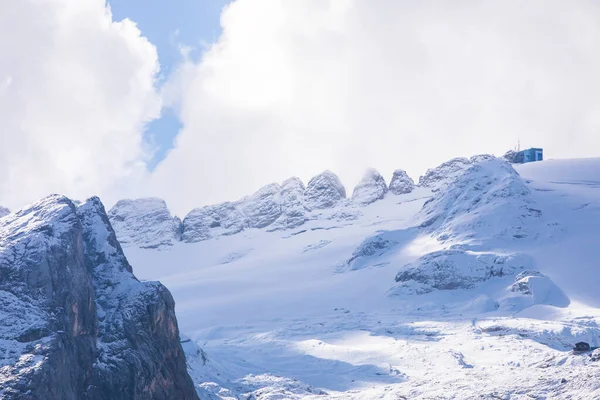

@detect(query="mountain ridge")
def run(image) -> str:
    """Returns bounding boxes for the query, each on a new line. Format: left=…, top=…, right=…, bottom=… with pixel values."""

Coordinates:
left=108, top=156, right=493, bottom=249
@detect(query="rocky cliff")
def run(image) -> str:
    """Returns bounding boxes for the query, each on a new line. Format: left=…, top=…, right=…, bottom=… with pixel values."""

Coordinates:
left=0, top=195, right=198, bottom=399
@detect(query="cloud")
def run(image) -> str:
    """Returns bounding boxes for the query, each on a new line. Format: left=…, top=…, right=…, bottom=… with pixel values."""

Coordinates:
left=151, top=0, right=600, bottom=216
left=0, top=0, right=160, bottom=209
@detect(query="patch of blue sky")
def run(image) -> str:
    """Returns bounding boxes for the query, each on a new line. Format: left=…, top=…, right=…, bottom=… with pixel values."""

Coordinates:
left=109, top=0, right=228, bottom=170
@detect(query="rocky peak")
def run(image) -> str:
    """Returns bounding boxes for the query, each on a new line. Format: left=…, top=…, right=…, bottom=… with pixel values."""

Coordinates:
left=0, top=195, right=198, bottom=399
left=108, top=198, right=181, bottom=249
left=304, top=171, right=346, bottom=210
left=351, top=168, right=388, bottom=205
left=242, top=183, right=282, bottom=229
left=388, top=169, right=415, bottom=195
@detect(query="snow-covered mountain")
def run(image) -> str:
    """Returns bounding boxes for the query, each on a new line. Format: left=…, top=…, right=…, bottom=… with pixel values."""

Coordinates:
left=0, top=206, right=9, bottom=218
left=0, top=195, right=198, bottom=399
left=115, top=156, right=600, bottom=399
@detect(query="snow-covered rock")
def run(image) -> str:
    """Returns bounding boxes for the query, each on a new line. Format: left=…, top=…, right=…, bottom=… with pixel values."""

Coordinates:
left=0, top=195, right=197, bottom=399
left=182, top=202, right=246, bottom=243
left=499, top=270, right=569, bottom=310
left=108, top=197, right=181, bottom=249
left=242, top=183, right=282, bottom=229
left=346, top=233, right=397, bottom=270
left=469, top=154, right=496, bottom=163
left=419, top=158, right=539, bottom=244
left=351, top=168, right=388, bottom=205
left=270, top=177, right=308, bottom=230
left=389, top=169, right=415, bottom=195
left=503, top=150, right=524, bottom=164
left=418, top=157, right=472, bottom=192
left=392, top=250, right=532, bottom=294
left=418, top=154, right=495, bottom=192
left=0, top=206, right=9, bottom=218
left=304, top=171, right=346, bottom=210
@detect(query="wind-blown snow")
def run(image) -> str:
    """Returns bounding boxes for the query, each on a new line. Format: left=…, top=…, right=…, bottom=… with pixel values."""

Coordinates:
left=121, top=157, right=600, bottom=399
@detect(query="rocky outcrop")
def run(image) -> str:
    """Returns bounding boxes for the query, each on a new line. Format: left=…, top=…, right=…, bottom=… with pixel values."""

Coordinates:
left=392, top=250, right=532, bottom=294
left=502, top=150, right=524, bottom=164
left=346, top=233, right=397, bottom=270
left=351, top=169, right=388, bottom=205
left=108, top=198, right=181, bottom=249
left=0, top=195, right=198, bottom=399
left=304, top=171, right=346, bottom=210
left=389, top=170, right=415, bottom=195
left=269, top=177, right=308, bottom=231
left=0, top=206, right=9, bottom=218
left=182, top=202, right=245, bottom=243
left=242, top=183, right=282, bottom=229
left=499, top=270, right=569, bottom=310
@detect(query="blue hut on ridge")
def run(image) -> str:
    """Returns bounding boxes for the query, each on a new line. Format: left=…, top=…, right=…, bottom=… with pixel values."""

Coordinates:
left=503, top=147, right=543, bottom=164
left=522, top=148, right=543, bottom=163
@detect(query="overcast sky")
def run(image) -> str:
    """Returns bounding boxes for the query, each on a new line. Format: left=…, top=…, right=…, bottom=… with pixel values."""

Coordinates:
left=2, top=0, right=600, bottom=215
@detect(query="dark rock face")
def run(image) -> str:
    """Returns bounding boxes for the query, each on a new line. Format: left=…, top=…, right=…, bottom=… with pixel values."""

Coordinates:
left=389, top=170, right=415, bottom=195
left=0, top=195, right=198, bottom=400
left=351, top=168, right=388, bottom=205
left=304, top=171, right=346, bottom=210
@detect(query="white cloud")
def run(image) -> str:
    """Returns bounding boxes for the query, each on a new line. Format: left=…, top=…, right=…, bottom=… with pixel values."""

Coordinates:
left=152, top=0, right=600, bottom=216
left=0, top=0, right=160, bottom=209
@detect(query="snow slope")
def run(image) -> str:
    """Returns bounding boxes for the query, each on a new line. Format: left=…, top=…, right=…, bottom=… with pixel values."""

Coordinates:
left=122, top=157, right=600, bottom=399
